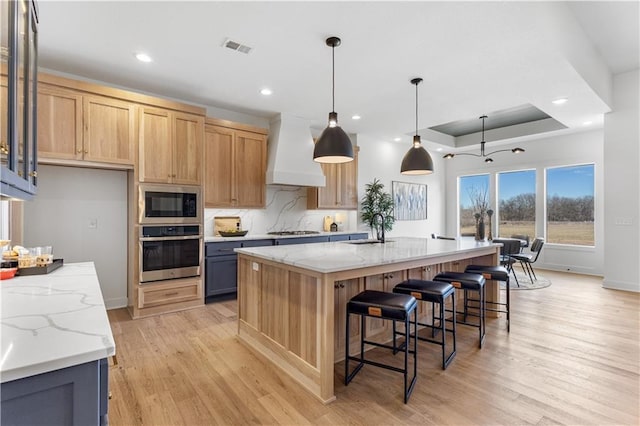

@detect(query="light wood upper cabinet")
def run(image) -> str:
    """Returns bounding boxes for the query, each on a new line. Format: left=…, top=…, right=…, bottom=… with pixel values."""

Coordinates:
left=307, top=148, right=358, bottom=210
left=37, top=84, right=82, bottom=160
left=139, top=107, right=203, bottom=185
left=37, top=85, right=136, bottom=166
left=173, top=112, right=203, bottom=185
left=204, top=119, right=267, bottom=208
left=83, top=96, right=136, bottom=165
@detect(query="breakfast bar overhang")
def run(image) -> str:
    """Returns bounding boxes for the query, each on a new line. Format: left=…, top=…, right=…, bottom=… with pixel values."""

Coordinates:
left=235, top=237, right=500, bottom=403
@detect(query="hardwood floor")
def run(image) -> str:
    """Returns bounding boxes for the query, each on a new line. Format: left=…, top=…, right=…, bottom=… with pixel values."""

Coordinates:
left=107, top=271, right=639, bottom=425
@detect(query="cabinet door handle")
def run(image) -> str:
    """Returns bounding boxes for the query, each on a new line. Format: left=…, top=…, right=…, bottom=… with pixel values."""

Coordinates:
left=165, top=291, right=179, bottom=296
left=77, top=148, right=83, bottom=154
left=84, top=150, right=89, bottom=154
left=29, top=171, right=37, bottom=177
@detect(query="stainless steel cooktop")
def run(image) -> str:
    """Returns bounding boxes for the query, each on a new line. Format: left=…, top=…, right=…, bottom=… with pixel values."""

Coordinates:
left=267, top=231, right=320, bottom=236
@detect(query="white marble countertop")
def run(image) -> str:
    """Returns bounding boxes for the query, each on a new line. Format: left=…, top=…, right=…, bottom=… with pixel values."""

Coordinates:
left=204, top=230, right=367, bottom=243
left=1, top=262, right=116, bottom=383
left=235, top=237, right=499, bottom=273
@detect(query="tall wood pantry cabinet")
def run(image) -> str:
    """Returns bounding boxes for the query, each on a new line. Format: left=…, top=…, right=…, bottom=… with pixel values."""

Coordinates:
left=307, top=147, right=358, bottom=210
left=204, top=118, right=267, bottom=208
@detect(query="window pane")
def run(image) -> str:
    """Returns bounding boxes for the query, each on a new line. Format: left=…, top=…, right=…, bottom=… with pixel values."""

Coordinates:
left=459, top=174, right=489, bottom=236
left=546, top=164, right=595, bottom=246
left=497, top=170, right=536, bottom=239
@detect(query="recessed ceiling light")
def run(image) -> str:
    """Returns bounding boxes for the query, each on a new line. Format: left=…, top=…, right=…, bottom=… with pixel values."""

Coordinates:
left=135, top=52, right=152, bottom=63
left=583, top=120, right=593, bottom=126
left=394, top=137, right=402, bottom=142
left=351, top=115, right=361, bottom=120
left=552, top=97, right=568, bottom=105
left=260, top=88, right=272, bottom=96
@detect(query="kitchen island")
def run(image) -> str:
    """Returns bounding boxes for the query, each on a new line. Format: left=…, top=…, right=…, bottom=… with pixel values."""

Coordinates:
left=1, top=262, right=115, bottom=425
left=235, top=237, right=500, bottom=403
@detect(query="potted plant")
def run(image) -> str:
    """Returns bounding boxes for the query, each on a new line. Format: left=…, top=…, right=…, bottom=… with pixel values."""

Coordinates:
left=361, top=178, right=395, bottom=240
left=468, top=185, right=490, bottom=241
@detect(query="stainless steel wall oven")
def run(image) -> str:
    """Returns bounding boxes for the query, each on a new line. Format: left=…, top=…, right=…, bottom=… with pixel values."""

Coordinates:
left=139, top=225, right=202, bottom=283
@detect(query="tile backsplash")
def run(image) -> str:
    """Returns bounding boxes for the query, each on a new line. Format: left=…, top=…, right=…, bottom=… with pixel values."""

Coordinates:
left=204, top=185, right=361, bottom=237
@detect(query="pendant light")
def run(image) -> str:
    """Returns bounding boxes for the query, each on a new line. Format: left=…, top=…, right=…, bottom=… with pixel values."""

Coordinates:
left=401, top=78, right=434, bottom=175
left=442, top=115, right=525, bottom=163
left=313, top=36, right=354, bottom=164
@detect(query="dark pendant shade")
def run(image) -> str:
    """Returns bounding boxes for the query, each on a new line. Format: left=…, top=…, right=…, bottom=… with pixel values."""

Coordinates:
left=401, top=136, right=434, bottom=175
left=401, top=77, right=434, bottom=175
left=313, top=120, right=354, bottom=164
left=314, top=36, right=354, bottom=164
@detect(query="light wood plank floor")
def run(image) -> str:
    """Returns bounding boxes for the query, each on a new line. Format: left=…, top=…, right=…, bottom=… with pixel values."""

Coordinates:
left=107, top=270, right=639, bottom=425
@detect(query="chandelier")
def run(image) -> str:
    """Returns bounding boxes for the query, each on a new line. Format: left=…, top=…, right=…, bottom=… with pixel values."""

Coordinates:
left=442, top=115, right=525, bottom=163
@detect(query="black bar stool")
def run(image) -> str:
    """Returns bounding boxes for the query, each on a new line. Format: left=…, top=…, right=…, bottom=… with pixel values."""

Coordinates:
left=392, top=279, right=457, bottom=369
left=433, top=272, right=486, bottom=348
left=465, top=265, right=511, bottom=332
left=345, top=290, right=418, bottom=403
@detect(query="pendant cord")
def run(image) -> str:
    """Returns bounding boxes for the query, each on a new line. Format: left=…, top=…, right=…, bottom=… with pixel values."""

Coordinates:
left=331, top=44, right=335, bottom=112
left=415, top=82, right=418, bottom=136
left=481, top=115, right=486, bottom=156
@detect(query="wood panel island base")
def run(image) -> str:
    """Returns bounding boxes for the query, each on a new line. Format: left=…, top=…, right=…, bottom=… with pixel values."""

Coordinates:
left=236, top=237, right=500, bottom=403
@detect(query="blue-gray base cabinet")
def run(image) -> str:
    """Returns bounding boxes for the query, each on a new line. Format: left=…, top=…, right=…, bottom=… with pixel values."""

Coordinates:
left=205, top=234, right=368, bottom=302
left=205, top=239, right=274, bottom=300
left=1, top=358, right=109, bottom=426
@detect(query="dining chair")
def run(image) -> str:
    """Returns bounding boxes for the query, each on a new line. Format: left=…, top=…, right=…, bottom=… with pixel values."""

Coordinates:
left=510, top=234, right=530, bottom=252
left=492, top=238, right=521, bottom=287
left=510, top=237, right=544, bottom=282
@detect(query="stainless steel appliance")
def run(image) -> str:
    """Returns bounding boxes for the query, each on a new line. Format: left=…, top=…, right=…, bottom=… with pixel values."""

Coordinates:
left=139, top=225, right=202, bottom=283
left=138, top=184, right=201, bottom=224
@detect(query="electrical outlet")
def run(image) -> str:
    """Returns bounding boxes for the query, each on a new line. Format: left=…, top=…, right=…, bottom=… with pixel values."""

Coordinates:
left=88, top=218, right=98, bottom=229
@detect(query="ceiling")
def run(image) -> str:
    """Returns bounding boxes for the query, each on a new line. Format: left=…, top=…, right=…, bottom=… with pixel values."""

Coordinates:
left=36, top=1, right=639, bottom=151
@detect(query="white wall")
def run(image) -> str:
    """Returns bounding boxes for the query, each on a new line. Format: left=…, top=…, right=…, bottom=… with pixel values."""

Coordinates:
left=22, top=165, right=128, bottom=308
left=357, top=134, right=446, bottom=239
left=444, top=129, right=605, bottom=275
left=603, top=69, right=640, bottom=291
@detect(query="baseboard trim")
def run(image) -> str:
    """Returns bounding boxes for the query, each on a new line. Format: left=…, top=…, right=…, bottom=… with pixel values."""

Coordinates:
left=105, top=297, right=128, bottom=310
left=602, top=279, right=640, bottom=293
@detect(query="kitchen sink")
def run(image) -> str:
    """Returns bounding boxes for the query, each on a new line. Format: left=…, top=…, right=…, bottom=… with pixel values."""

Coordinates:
left=347, top=239, right=393, bottom=245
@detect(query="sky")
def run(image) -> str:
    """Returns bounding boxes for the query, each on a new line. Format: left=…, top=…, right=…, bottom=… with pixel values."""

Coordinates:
left=459, top=164, right=595, bottom=208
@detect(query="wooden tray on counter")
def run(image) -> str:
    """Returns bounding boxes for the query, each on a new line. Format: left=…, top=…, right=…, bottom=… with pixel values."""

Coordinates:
left=17, top=259, right=64, bottom=276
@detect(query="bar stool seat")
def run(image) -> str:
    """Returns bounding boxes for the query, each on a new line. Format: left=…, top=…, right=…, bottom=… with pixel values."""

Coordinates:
left=465, top=265, right=511, bottom=332
left=345, top=290, right=418, bottom=403
left=393, top=279, right=457, bottom=369
left=433, top=272, right=486, bottom=348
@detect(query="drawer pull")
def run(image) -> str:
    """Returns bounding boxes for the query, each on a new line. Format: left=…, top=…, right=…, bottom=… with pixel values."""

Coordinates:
left=165, top=291, right=179, bottom=296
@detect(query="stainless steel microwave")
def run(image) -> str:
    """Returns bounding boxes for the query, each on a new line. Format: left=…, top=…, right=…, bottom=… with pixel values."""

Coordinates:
left=138, top=184, right=201, bottom=224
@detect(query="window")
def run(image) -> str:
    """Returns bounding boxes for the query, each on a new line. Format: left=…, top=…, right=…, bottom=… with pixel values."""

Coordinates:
left=497, top=170, right=536, bottom=239
left=545, top=164, right=595, bottom=246
left=459, top=174, right=489, bottom=236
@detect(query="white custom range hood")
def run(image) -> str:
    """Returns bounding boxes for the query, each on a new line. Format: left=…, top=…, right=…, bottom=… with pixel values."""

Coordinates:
left=266, top=113, right=326, bottom=187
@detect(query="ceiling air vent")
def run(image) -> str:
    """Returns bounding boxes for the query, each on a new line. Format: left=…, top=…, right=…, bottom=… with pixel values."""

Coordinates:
left=222, top=38, right=252, bottom=54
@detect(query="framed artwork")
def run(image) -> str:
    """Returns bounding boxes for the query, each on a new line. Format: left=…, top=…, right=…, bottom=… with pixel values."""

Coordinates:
left=392, top=181, right=427, bottom=221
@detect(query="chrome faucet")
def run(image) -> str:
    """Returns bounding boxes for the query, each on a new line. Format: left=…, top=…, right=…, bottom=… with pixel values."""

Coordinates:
left=371, top=213, right=385, bottom=243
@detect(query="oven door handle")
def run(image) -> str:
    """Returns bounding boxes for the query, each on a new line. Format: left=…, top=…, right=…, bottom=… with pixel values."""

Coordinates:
left=140, top=235, right=202, bottom=242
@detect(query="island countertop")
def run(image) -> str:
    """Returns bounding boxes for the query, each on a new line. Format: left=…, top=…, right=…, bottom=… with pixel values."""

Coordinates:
left=0, top=262, right=116, bottom=383
left=235, top=236, right=499, bottom=274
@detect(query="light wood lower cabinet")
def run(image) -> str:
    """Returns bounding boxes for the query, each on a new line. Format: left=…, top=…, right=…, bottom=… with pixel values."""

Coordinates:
left=362, top=271, right=405, bottom=341
left=334, top=279, right=363, bottom=362
left=131, top=277, right=203, bottom=319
